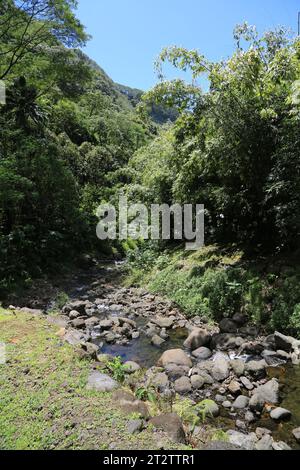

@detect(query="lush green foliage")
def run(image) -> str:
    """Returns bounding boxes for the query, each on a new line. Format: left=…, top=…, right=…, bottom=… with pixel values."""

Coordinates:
left=125, top=244, right=300, bottom=336
left=131, top=25, right=300, bottom=253
left=0, top=1, right=152, bottom=294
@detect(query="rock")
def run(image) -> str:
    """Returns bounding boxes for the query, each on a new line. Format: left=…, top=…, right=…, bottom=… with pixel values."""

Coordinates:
left=86, top=372, right=119, bottom=392
left=223, top=401, right=232, bottom=409
left=292, top=427, right=300, bottom=442
left=151, top=373, right=169, bottom=391
left=244, top=360, right=267, bottom=379
left=239, top=326, right=259, bottom=337
left=124, top=361, right=141, bottom=374
left=219, top=318, right=238, bottom=334
left=118, top=317, right=136, bottom=328
left=272, top=441, right=292, bottom=451
left=249, top=394, right=265, bottom=412
left=151, top=335, right=165, bottom=347
left=215, top=394, right=226, bottom=403
left=232, top=312, right=248, bottom=326
left=254, top=379, right=279, bottom=405
left=270, top=407, right=292, bottom=421
left=245, top=411, right=256, bottom=423
left=236, top=420, right=247, bottom=431
left=255, top=428, right=271, bottom=439
left=230, top=359, right=245, bottom=377
left=105, top=332, right=116, bottom=344
left=64, top=329, right=86, bottom=346
left=228, top=380, right=241, bottom=395
left=149, top=413, right=186, bottom=443
left=201, top=400, right=220, bottom=417
left=152, top=316, right=174, bottom=329
left=255, top=434, right=273, bottom=451
left=127, top=419, right=143, bottom=435
left=193, top=370, right=214, bottom=385
left=158, top=349, right=192, bottom=368
left=276, top=350, right=291, bottom=360
left=164, top=364, right=190, bottom=380
left=212, top=358, right=230, bottom=382
left=99, top=319, right=114, bottom=330
left=191, top=375, right=205, bottom=389
left=274, top=331, right=299, bottom=352
left=240, top=376, right=254, bottom=391
left=85, top=317, right=99, bottom=328
left=202, top=441, right=241, bottom=451
left=174, top=376, right=192, bottom=394
left=81, top=342, right=99, bottom=357
left=69, top=310, right=81, bottom=319
left=70, top=318, right=86, bottom=329
left=240, top=341, right=265, bottom=355
left=227, top=430, right=258, bottom=450
left=160, top=328, right=169, bottom=340
left=192, top=347, right=212, bottom=360
left=63, top=300, right=88, bottom=315
left=211, top=334, right=244, bottom=351
left=113, top=390, right=150, bottom=419
left=232, top=395, right=250, bottom=409
left=132, top=331, right=140, bottom=340
left=183, top=328, right=210, bottom=350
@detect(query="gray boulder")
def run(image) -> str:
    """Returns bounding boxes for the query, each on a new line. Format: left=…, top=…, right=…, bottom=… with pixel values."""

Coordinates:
left=149, top=413, right=186, bottom=443
left=183, top=328, right=210, bottom=350
left=219, top=318, right=238, bottom=334
left=232, top=395, right=250, bottom=410
left=192, top=347, right=212, bottom=360
left=174, top=376, right=192, bottom=394
left=270, top=407, right=292, bottom=421
left=227, top=430, right=258, bottom=450
left=212, top=357, right=230, bottom=382
left=87, top=371, right=119, bottom=392
left=158, top=349, right=192, bottom=368
left=292, top=427, right=300, bottom=442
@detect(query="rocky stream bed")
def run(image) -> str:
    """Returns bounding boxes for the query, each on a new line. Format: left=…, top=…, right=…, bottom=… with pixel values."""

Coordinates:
left=9, top=261, right=300, bottom=450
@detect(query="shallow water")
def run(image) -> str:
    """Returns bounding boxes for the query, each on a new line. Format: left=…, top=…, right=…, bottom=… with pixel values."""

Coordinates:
left=98, top=327, right=188, bottom=368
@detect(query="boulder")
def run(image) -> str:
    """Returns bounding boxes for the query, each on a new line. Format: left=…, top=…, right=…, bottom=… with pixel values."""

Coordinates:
left=227, top=430, right=258, bottom=450
left=211, top=334, right=244, bottom=351
left=151, top=372, right=169, bottom=391
left=158, top=349, right=192, bottom=368
left=254, top=379, right=279, bottom=405
left=124, top=361, right=141, bottom=374
left=191, top=375, right=205, bottom=389
left=212, top=357, right=230, bottom=382
left=270, top=407, right=292, bottom=421
left=152, top=316, right=174, bottom=329
left=81, top=342, right=99, bottom=358
left=232, top=395, right=250, bottom=410
left=272, top=441, right=292, bottom=451
left=244, top=360, right=267, bottom=379
left=151, top=335, right=166, bottom=347
left=113, top=390, right=150, bottom=419
left=240, top=376, right=254, bottom=391
left=174, top=376, right=192, bottom=394
left=164, top=364, right=190, bottom=380
left=85, top=317, right=99, bottom=328
left=255, top=434, right=273, bottom=451
left=219, top=318, right=238, bottom=334
left=127, top=419, right=143, bottom=435
left=86, top=372, right=119, bottom=392
left=99, top=319, right=114, bottom=330
left=201, top=400, right=220, bottom=417
left=230, top=359, right=245, bottom=377
left=69, top=310, right=81, bottom=319
left=183, top=328, right=210, bottom=350
left=228, top=380, right=241, bottom=395
left=274, top=331, right=299, bottom=352
left=292, top=427, right=300, bottom=442
left=232, top=312, right=248, bottom=326
left=149, top=413, right=186, bottom=443
left=202, top=441, right=241, bottom=451
left=63, top=300, right=88, bottom=315
left=70, top=318, right=86, bottom=329
left=192, top=347, right=212, bottom=360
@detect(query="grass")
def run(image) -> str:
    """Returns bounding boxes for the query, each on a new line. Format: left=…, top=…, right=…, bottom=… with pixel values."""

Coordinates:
left=0, top=308, right=188, bottom=450
left=124, top=244, right=300, bottom=336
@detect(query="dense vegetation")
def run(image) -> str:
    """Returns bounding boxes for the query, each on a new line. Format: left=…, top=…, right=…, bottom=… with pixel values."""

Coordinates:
left=1, top=3, right=300, bottom=335
left=0, top=0, right=156, bottom=294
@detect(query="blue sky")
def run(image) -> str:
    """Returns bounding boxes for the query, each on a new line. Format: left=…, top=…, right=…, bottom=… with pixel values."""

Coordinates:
left=77, top=0, right=300, bottom=90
